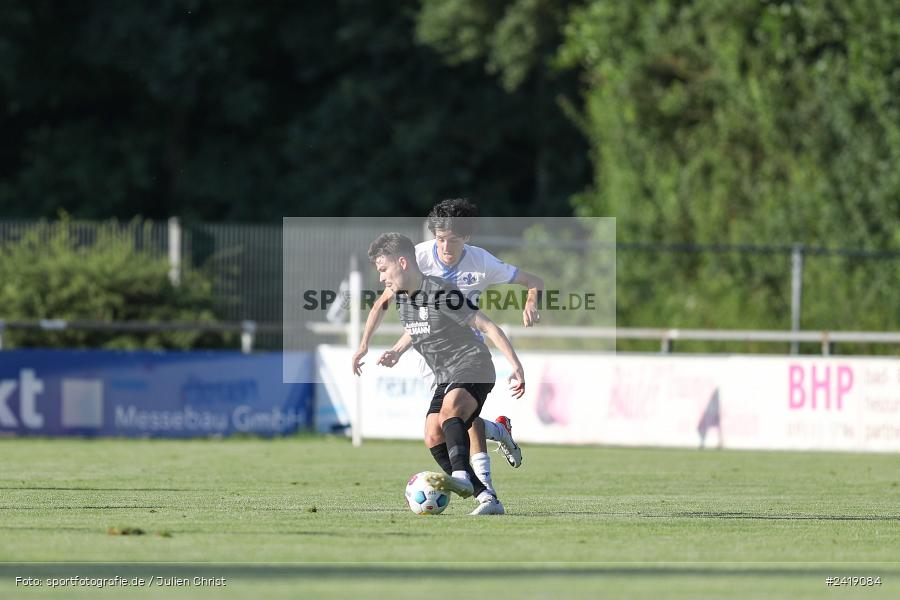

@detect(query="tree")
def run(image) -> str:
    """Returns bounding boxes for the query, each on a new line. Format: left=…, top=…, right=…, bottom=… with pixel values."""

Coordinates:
left=558, top=0, right=900, bottom=334
left=415, top=0, right=589, bottom=212
left=0, top=0, right=588, bottom=221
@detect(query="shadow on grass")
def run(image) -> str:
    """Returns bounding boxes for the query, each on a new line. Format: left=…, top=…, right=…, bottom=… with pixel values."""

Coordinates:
left=1, top=563, right=897, bottom=580
left=0, top=487, right=206, bottom=492
left=509, top=511, right=900, bottom=521
left=665, top=512, right=900, bottom=521
left=0, top=506, right=166, bottom=510
left=0, top=525, right=417, bottom=538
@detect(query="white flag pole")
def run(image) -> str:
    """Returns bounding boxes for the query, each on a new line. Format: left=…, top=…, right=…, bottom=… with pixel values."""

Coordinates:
left=349, top=254, right=363, bottom=447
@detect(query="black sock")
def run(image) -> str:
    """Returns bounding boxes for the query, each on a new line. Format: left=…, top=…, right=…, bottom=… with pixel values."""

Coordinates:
left=441, top=417, right=470, bottom=472
left=441, top=416, right=487, bottom=497
left=429, top=444, right=453, bottom=475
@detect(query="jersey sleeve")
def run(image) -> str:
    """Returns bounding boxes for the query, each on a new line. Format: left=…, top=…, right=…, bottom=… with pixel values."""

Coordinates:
left=479, top=247, right=519, bottom=285
left=415, top=240, right=435, bottom=273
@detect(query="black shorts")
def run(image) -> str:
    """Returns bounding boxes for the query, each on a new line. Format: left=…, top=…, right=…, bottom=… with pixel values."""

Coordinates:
left=427, top=382, right=495, bottom=428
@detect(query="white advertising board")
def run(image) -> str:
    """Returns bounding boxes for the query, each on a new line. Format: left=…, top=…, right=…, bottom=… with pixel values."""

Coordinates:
left=721, top=356, right=900, bottom=451
left=316, top=346, right=900, bottom=452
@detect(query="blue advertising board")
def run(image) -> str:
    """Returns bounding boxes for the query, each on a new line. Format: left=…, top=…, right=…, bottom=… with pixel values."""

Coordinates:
left=0, top=350, right=313, bottom=437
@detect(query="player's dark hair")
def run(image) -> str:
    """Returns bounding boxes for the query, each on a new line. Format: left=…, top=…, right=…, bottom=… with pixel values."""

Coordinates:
left=368, top=232, right=416, bottom=264
left=426, top=198, right=478, bottom=237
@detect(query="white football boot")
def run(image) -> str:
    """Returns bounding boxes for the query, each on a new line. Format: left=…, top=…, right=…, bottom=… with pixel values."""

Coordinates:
left=469, top=496, right=505, bottom=516
left=494, top=416, right=523, bottom=468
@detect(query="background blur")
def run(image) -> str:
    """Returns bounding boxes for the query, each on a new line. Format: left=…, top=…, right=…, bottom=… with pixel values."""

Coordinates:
left=1, top=0, right=898, bottom=352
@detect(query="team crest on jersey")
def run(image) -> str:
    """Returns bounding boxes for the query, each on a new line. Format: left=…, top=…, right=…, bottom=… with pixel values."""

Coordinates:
left=458, top=272, right=478, bottom=286
left=418, top=306, right=428, bottom=320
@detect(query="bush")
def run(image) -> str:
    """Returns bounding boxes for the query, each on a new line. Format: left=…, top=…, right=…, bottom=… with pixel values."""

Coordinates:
left=0, top=217, right=233, bottom=349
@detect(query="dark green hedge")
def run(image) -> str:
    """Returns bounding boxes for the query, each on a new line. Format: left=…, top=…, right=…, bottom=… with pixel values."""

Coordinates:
left=0, top=218, right=232, bottom=349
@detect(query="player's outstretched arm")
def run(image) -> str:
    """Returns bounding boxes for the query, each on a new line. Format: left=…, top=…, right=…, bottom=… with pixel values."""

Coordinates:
left=478, top=244, right=543, bottom=326
left=377, top=332, right=412, bottom=369
left=352, top=287, right=395, bottom=375
left=511, top=270, right=544, bottom=327
left=471, top=312, right=525, bottom=399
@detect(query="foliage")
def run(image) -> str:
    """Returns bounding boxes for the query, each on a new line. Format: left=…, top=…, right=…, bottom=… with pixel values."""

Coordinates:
left=415, top=0, right=589, bottom=211
left=417, top=0, right=571, bottom=92
left=558, top=0, right=900, bottom=334
left=0, top=217, right=229, bottom=349
left=0, top=0, right=588, bottom=221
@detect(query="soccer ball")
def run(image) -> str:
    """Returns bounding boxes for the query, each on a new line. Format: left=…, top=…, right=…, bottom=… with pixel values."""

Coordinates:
left=405, top=471, right=450, bottom=515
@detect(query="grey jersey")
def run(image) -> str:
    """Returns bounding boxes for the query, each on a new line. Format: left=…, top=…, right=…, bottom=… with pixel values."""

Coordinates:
left=396, top=276, right=495, bottom=385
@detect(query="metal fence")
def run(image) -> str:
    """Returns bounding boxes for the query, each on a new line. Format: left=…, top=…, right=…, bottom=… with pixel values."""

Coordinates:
left=3, top=318, right=898, bottom=356
left=185, top=222, right=283, bottom=348
left=0, top=218, right=285, bottom=347
left=1, top=218, right=898, bottom=354
left=306, top=321, right=900, bottom=356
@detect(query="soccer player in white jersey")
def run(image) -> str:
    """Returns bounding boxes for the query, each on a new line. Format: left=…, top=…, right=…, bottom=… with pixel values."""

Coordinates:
left=352, top=199, right=543, bottom=514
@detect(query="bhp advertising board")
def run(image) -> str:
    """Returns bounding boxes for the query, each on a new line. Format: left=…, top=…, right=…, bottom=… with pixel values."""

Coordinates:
left=317, top=346, right=900, bottom=452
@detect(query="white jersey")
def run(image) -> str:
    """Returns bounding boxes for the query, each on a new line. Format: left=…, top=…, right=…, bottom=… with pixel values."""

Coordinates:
left=415, top=240, right=518, bottom=296
left=413, top=240, right=519, bottom=390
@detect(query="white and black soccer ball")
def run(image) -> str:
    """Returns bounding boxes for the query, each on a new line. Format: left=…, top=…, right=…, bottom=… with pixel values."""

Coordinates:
left=405, top=471, right=450, bottom=515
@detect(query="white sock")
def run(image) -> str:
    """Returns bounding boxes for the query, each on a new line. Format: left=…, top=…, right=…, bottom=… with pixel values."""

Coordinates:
left=470, top=452, right=495, bottom=496
left=451, top=470, right=470, bottom=482
left=482, top=418, right=502, bottom=442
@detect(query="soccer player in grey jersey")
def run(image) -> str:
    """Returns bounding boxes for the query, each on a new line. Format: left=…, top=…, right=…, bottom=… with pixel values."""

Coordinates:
left=353, top=199, right=539, bottom=507
left=368, top=232, right=525, bottom=514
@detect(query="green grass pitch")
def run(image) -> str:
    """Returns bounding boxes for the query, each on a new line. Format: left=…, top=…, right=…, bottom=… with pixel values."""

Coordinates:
left=1, top=437, right=898, bottom=599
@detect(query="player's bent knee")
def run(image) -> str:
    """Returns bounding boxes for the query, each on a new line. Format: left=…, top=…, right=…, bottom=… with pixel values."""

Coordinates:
left=439, top=403, right=469, bottom=421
